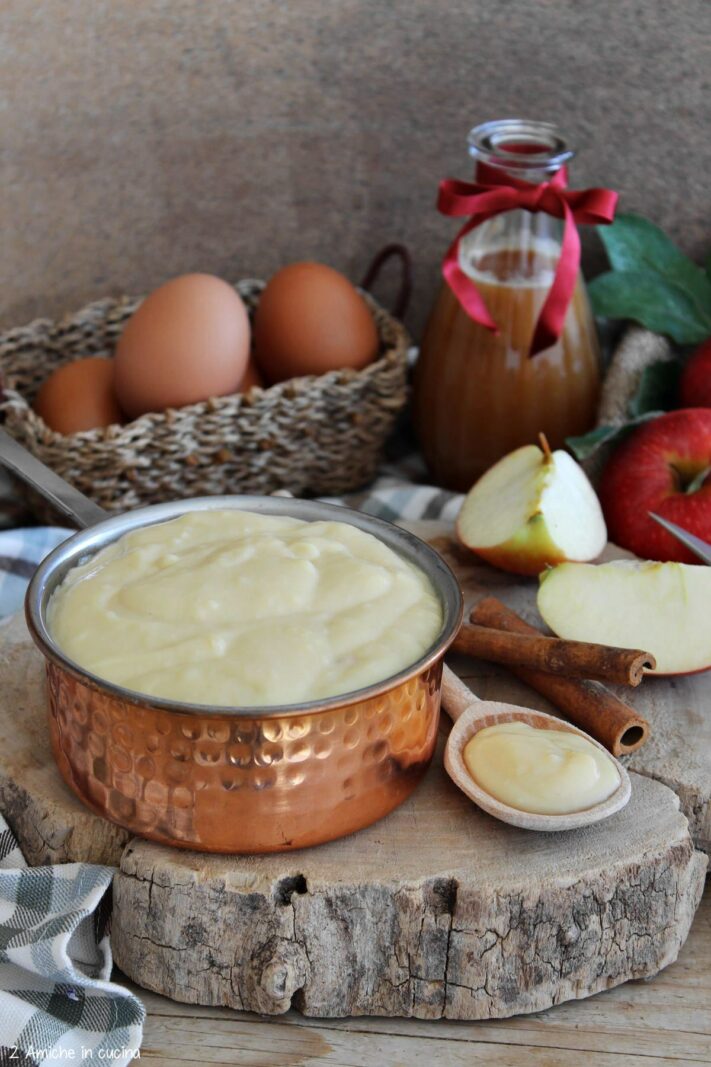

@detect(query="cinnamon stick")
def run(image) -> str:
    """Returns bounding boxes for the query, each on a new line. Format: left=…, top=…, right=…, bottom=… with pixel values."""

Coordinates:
left=452, top=621, right=655, bottom=686
left=467, top=597, right=650, bottom=756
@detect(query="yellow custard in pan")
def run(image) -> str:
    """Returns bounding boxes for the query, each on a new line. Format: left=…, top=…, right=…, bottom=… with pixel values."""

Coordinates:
left=48, top=510, right=443, bottom=707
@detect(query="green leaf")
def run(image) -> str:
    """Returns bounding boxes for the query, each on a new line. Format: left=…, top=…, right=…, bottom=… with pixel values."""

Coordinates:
left=567, top=362, right=681, bottom=462
left=566, top=411, right=664, bottom=461
left=588, top=270, right=711, bottom=345
left=565, top=424, right=621, bottom=460
left=705, top=250, right=711, bottom=283
left=627, top=360, right=681, bottom=417
left=599, top=214, right=711, bottom=319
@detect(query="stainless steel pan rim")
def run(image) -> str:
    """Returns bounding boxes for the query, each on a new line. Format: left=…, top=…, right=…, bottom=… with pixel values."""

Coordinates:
left=26, top=494, right=463, bottom=719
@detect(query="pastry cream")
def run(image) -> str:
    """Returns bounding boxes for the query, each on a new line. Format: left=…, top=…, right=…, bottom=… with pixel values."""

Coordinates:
left=48, top=509, right=443, bottom=707
left=463, top=721, right=619, bottom=815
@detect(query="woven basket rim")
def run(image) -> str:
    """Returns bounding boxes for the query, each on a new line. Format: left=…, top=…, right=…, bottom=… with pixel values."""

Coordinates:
left=0, top=280, right=410, bottom=443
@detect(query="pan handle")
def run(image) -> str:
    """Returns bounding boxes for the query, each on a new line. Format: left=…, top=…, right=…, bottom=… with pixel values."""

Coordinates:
left=0, top=428, right=108, bottom=529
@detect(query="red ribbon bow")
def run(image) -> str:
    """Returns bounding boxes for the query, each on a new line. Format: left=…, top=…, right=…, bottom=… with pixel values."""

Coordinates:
left=439, top=164, right=618, bottom=356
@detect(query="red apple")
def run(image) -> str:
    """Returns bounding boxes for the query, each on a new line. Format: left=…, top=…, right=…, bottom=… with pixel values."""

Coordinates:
left=679, top=338, right=711, bottom=408
left=598, top=408, right=711, bottom=563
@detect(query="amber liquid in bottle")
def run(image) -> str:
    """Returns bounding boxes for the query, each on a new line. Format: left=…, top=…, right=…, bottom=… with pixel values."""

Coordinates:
left=414, top=239, right=600, bottom=492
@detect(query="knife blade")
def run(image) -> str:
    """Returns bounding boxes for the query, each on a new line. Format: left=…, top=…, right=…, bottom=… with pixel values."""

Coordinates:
left=648, top=512, right=711, bottom=566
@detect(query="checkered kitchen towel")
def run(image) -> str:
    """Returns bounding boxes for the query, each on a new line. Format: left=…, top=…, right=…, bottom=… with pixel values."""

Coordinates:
left=0, top=473, right=463, bottom=1063
left=0, top=528, right=70, bottom=618
left=1, top=525, right=145, bottom=1064
left=0, top=819, right=144, bottom=1065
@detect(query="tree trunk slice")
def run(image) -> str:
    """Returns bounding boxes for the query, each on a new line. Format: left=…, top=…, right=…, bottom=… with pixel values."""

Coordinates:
left=422, top=525, right=711, bottom=855
left=0, top=610, right=706, bottom=1020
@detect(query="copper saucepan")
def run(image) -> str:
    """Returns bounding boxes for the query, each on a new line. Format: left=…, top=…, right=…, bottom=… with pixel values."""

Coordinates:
left=0, top=429, right=462, bottom=853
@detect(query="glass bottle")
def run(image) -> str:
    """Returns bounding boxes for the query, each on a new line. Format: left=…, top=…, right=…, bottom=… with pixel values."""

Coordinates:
left=413, top=119, right=601, bottom=492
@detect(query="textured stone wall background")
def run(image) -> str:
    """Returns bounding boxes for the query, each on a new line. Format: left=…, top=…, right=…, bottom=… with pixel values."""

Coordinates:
left=2, top=0, right=709, bottom=337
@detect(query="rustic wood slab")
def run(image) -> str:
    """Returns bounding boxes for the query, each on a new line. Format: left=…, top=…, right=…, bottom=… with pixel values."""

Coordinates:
left=415, top=522, right=711, bottom=855
left=126, top=882, right=711, bottom=1066
left=0, top=611, right=705, bottom=1021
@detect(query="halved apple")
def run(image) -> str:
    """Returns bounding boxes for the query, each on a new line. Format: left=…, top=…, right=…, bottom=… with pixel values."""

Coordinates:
left=456, top=438, right=607, bottom=576
left=537, top=559, right=711, bottom=675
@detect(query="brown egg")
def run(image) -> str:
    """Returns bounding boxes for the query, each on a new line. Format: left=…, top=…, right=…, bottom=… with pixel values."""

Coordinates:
left=34, top=357, right=123, bottom=434
left=238, top=358, right=265, bottom=393
left=114, top=274, right=250, bottom=418
left=253, top=262, right=379, bottom=383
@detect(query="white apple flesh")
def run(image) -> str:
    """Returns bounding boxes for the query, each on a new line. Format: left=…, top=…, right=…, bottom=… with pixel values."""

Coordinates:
left=537, top=559, right=711, bottom=676
left=457, top=442, right=607, bottom=576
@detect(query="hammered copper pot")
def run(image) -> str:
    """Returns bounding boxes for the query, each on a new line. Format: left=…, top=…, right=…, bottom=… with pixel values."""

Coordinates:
left=6, top=431, right=463, bottom=853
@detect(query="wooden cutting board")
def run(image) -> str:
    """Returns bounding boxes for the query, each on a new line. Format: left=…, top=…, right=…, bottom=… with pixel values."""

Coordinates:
left=0, top=591, right=706, bottom=1020
left=413, top=521, right=711, bottom=855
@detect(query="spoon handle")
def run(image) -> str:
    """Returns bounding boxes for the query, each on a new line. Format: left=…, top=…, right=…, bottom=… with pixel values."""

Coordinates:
left=441, top=664, right=480, bottom=722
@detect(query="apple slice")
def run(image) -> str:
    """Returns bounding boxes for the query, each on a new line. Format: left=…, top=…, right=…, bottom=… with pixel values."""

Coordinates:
left=537, top=559, right=711, bottom=675
left=457, top=437, right=607, bottom=576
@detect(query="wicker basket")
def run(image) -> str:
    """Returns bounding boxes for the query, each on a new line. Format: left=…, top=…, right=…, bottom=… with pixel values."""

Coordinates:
left=0, top=280, right=410, bottom=515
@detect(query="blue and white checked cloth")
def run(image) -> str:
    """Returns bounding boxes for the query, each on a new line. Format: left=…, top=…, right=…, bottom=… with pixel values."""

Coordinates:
left=0, top=525, right=146, bottom=1066
left=0, top=831, right=145, bottom=1065
left=0, top=528, right=70, bottom=618
left=0, top=473, right=463, bottom=1064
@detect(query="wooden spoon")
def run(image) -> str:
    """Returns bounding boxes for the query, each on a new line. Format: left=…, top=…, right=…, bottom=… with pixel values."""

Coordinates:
left=440, top=666, right=631, bottom=832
